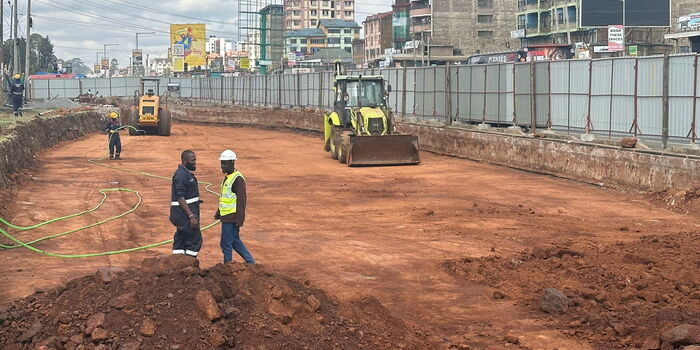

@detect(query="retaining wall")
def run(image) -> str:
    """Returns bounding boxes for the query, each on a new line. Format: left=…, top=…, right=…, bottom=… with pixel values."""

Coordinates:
left=169, top=104, right=700, bottom=191
left=0, top=111, right=105, bottom=188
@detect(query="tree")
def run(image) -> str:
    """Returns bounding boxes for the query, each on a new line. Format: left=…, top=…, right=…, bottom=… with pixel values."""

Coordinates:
left=2, top=33, right=56, bottom=75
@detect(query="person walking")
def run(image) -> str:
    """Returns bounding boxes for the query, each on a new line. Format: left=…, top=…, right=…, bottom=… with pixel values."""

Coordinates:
left=10, top=74, right=24, bottom=116
left=170, top=150, right=202, bottom=258
left=215, top=149, right=255, bottom=264
left=104, top=112, right=122, bottom=160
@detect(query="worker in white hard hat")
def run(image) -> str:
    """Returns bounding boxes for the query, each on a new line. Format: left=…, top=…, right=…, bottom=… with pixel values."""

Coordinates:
left=10, top=73, right=24, bottom=116
left=214, top=149, right=255, bottom=264
left=104, top=112, right=122, bottom=160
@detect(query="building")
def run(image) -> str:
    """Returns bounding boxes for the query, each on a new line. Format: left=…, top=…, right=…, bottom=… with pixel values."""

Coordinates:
left=392, top=0, right=411, bottom=50
left=284, top=0, right=355, bottom=31
left=285, top=28, right=327, bottom=55
left=431, top=0, right=517, bottom=56
left=149, top=58, right=172, bottom=76
left=363, top=11, right=393, bottom=66
left=351, top=38, right=364, bottom=67
left=518, top=0, right=700, bottom=57
left=260, top=5, right=285, bottom=72
left=318, top=19, right=359, bottom=54
left=409, top=0, right=431, bottom=48
left=206, top=36, right=235, bottom=57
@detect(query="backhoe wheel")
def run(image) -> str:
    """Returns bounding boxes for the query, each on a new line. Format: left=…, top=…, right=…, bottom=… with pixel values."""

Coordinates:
left=158, top=110, right=172, bottom=136
left=128, top=109, right=139, bottom=136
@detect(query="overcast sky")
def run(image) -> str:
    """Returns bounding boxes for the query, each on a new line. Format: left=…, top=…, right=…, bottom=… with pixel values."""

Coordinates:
left=8, top=0, right=392, bottom=69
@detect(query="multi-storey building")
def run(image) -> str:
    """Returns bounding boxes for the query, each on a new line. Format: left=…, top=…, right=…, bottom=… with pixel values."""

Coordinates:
left=351, top=38, right=365, bottom=67
left=392, top=0, right=411, bottom=49
left=318, top=19, right=360, bottom=53
left=409, top=0, right=431, bottom=45
left=363, top=11, right=393, bottom=64
left=284, top=28, right=327, bottom=54
left=518, top=0, right=700, bottom=56
left=284, top=0, right=355, bottom=31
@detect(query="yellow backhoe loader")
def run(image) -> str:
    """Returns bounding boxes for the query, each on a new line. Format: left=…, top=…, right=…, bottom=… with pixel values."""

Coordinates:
left=323, top=63, right=420, bottom=166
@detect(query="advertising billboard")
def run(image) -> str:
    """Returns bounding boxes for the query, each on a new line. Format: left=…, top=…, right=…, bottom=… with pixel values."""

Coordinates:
left=172, top=57, right=185, bottom=72
left=170, top=24, right=206, bottom=67
left=607, top=25, right=625, bottom=52
left=580, top=0, right=670, bottom=27
left=132, top=50, right=143, bottom=66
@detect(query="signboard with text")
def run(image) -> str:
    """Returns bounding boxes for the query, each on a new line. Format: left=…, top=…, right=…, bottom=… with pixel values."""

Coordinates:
left=132, top=50, right=143, bottom=66
left=607, top=25, right=625, bottom=52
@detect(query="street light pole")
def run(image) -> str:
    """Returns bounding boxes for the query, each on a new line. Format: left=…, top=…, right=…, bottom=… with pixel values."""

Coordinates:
left=134, top=32, right=154, bottom=76
left=103, top=43, right=119, bottom=77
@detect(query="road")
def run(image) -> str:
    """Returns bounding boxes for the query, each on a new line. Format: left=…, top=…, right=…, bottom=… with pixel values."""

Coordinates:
left=0, top=122, right=694, bottom=349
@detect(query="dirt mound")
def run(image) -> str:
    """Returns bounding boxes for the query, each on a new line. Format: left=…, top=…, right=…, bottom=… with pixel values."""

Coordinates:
left=444, top=232, right=700, bottom=349
left=0, top=255, right=429, bottom=350
left=648, top=187, right=700, bottom=215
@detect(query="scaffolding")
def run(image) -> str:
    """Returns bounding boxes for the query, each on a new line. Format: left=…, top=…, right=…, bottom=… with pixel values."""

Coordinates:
left=238, top=0, right=285, bottom=74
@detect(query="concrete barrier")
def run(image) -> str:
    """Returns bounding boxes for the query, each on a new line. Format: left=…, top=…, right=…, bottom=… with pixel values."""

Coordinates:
left=170, top=104, right=700, bottom=191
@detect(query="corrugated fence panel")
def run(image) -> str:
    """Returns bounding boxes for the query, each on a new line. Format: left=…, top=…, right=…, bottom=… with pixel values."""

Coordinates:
left=637, top=57, right=664, bottom=136
left=610, top=58, right=636, bottom=134
left=668, top=55, right=696, bottom=138
left=405, top=67, right=416, bottom=117
left=499, top=64, right=514, bottom=124
left=590, top=59, right=613, bottom=133
left=433, top=66, right=447, bottom=121
left=470, top=65, right=486, bottom=121
left=534, top=62, right=550, bottom=127
left=549, top=61, right=571, bottom=128
left=514, top=63, right=531, bottom=126
left=484, top=64, right=500, bottom=123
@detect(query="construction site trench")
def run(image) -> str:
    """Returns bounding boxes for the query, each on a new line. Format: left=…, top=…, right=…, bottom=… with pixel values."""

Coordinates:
left=0, top=106, right=699, bottom=350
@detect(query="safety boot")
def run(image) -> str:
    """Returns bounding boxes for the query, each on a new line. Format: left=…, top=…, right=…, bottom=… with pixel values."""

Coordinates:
left=115, top=154, right=121, bottom=160
left=109, top=154, right=115, bottom=160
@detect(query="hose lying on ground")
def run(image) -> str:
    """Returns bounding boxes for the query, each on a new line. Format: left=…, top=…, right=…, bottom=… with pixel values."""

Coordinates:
left=0, top=125, right=221, bottom=258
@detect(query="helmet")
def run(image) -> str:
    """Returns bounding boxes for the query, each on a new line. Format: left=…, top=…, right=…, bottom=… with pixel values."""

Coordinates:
left=13, top=73, right=20, bottom=79
left=109, top=112, right=119, bottom=119
left=219, top=150, right=237, bottom=161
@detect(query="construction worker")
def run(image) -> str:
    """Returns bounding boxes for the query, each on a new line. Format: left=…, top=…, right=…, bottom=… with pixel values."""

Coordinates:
left=170, top=150, right=202, bottom=258
left=214, top=149, right=255, bottom=264
left=104, top=112, right=122, bottom=160
left=10, top=73, right=24, bottom=116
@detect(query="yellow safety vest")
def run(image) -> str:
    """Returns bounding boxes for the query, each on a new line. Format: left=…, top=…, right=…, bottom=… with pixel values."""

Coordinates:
left=219, top=171, right=244, bottom=216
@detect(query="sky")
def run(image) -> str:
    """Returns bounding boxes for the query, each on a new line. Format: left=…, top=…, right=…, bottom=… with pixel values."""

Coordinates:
left=8, top=0, right=392, bottom=69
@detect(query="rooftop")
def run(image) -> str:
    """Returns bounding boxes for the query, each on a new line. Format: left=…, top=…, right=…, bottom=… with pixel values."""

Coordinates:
left=318, top=19, right=361, bottom=29
left=284, top=28, right=326, bottom=37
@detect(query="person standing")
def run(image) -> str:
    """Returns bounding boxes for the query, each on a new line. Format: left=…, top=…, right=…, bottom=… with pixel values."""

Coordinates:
left=104, top=112, right=122, bottom=160
left=10, top=74, right=24, bottom=116
left=170, top=150, right=202, bottom=257
left=215, top=149, right=255, bottom=264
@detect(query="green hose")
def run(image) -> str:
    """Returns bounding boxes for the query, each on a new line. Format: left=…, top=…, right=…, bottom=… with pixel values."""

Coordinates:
left=0, top=124, right=221, bottom=257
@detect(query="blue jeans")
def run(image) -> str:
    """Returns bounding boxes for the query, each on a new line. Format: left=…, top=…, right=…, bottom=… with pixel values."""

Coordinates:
left=220, top=222, right=255, bottom=264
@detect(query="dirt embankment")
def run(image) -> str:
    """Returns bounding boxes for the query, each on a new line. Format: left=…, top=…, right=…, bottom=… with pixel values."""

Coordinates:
left=0, top=255, right=432, bottom=350
left=444, top=232, right=700, bottom=349
left=0, top=110, right=105, bottom=189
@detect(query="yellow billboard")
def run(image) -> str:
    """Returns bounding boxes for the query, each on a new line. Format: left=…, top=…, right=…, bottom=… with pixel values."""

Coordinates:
left=170, top=24, right=206, bottom=67
left=172, top=57, right=185, bottom=72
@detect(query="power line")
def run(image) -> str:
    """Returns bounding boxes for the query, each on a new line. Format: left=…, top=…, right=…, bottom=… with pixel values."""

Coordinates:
left=110, top=0, right=239, bottom=26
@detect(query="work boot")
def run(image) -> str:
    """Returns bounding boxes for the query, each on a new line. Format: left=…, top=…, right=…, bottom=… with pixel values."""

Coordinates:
left=109, top=154, right=115, bottom=160
left=115, top=154, right=121, bottom=160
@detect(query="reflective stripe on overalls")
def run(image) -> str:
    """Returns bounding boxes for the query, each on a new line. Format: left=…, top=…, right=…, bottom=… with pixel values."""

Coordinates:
left=219, top=171, right=244, bottom=216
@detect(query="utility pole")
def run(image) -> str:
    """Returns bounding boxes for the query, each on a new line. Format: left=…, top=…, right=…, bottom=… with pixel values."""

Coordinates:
left=1, top=1, right=5, bottom=105
left=12, top=0, right=18, bottom=74
left=24, top=0, right=30, bottom=98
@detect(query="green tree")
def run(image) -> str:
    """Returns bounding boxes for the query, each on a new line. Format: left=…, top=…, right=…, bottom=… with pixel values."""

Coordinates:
left=2, top=33, right=56, bottom=75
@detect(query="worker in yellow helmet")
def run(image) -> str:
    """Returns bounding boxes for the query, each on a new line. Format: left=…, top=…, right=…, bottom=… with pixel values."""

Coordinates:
left=10, top=73, right=24, bottom=116
left=104, top=112, right=122, bottom=160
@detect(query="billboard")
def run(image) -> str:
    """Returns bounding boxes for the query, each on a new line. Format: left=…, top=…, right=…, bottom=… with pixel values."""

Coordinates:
left=580, top=0, right=670, bottom=27
left=101, top=58, right=109, bottom=70
left=607, top=25, right=625, bottom=52
left=172, top=57, right=185, bottom=72
left=132, top=50, right=143, bottom=66
left=170, top=24, right=206, bottom=67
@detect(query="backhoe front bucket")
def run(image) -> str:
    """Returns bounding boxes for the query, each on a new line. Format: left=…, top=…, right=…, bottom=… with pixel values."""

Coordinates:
left=346, top=134, right=420, bottom=166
